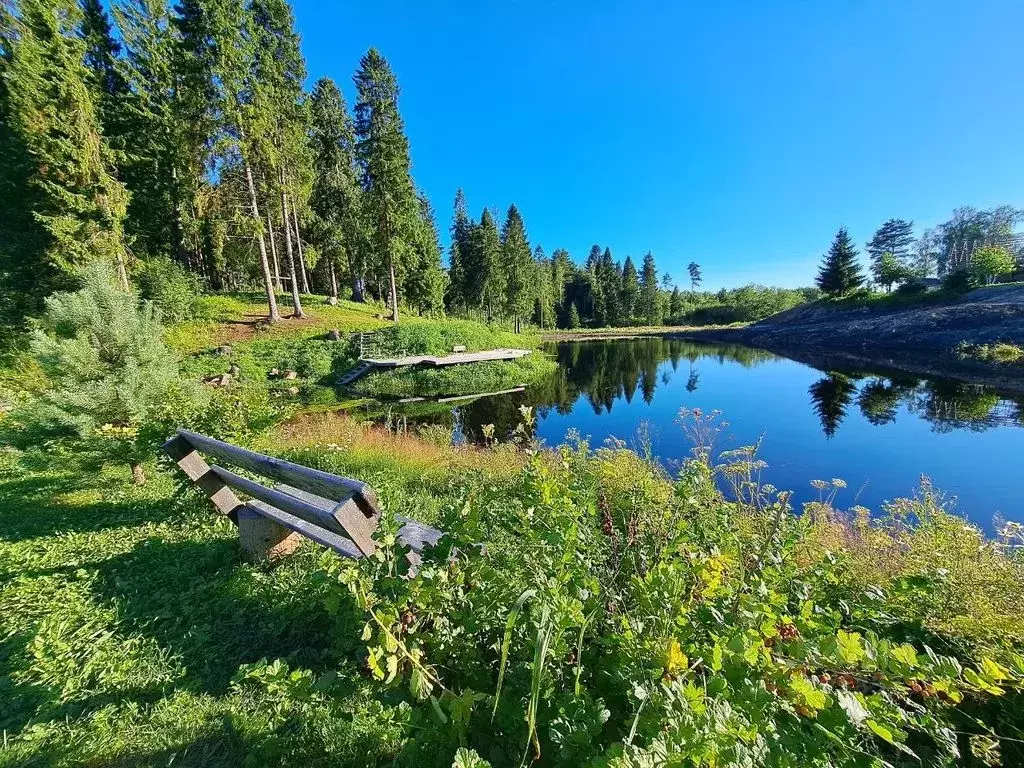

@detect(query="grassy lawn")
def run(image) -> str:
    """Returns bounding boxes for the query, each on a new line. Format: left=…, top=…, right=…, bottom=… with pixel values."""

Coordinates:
left=0, top=416, right=526, bottom=767
left=5, top=295, right=1024, bottom=767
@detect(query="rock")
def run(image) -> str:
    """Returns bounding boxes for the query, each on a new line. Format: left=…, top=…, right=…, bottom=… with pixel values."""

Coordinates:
left=215, top=345, right=233, bottom=357
left=268, top=368, right=280, bottom=378
left=283, top=370, right=298, bottom=380
left=287, top=386, right=300, bottom=396
left=327, top=329, right=342, bottom=341
left=228, top=363, right=241, bottom=377
left=326, top=296, right=338, bottom=306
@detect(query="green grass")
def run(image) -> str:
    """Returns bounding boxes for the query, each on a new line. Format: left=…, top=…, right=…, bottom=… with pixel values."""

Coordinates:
left=353, top=354, right=556, bottom=399
left=3, top=431, right=1024, bottom=766
left=369, top=318, right=541, bottom=358
left=168, top=296, right=549, bottom=411
left=956, top=341, right=1024, bottom=365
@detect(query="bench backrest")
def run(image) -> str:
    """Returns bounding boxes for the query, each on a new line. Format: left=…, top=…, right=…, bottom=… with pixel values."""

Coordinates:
left=163, top=429, right=382, bottom=558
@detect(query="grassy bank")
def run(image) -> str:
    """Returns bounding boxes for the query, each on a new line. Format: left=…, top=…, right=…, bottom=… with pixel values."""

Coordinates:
left=3, top=409, right=1024, bottom=766
left=4, top=290, right=1024, bottom=767
left=167, top=295, right=552, bottom=409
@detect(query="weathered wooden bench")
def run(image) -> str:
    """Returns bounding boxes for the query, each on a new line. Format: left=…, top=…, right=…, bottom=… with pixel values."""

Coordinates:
left=162, top=429, right=443, bottom=565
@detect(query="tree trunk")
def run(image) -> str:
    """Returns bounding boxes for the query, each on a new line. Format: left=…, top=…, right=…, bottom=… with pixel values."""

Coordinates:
left=131, top=462, right=146, bottom=485
left=388, top=254, right=399, bottom=323
left=115, top=252, right=130, bottom=291
left=267, top=211, right=282, bottom=292
left=292, top=205, right=310, bottom=294
left=279, top=175, right=305, bottom=319
left=329, top=259, right=338, bottom=299
left=243, top=159, right=280, bottom=322
left=346, top=247, right=365, bottom=302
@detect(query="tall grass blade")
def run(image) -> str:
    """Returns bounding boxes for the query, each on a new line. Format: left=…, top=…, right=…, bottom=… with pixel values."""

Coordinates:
left=492, top=588, right=536, bottom=720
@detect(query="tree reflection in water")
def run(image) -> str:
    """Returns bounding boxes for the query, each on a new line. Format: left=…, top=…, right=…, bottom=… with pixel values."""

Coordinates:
left=367, top=339, right=1024, bottom=444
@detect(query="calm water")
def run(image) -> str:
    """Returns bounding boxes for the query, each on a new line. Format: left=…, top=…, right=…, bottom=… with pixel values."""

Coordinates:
left=376, top=339, right=1024, bottom=529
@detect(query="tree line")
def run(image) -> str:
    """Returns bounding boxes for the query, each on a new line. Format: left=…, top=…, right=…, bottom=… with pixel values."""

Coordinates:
left=815, top=207, right=1023, bottom=296
left=445, top=191, right=673, bottom=330
left=0, top=0, right=816, bottom=344
left=0, top=0, right=444, bottom=343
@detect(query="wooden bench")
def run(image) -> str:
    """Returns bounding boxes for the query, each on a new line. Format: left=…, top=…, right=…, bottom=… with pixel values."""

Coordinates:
left=162, top=429, right=442, bottom=565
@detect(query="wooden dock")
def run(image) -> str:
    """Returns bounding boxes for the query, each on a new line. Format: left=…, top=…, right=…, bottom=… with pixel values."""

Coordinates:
left=337, top=348, right=532, bottom=386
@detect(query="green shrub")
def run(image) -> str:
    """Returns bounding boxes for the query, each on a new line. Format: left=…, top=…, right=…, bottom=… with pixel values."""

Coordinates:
left=942, top=269, right=975, bottom=294
left=2, top=262, right=203, bottom=482
left=371, top=319, right=539, bottom=358
left=318, top=440, right=1024, bottom=766
left=137, top=256, right=207, bottom=323
left=355, top=354, right=555, bottom=399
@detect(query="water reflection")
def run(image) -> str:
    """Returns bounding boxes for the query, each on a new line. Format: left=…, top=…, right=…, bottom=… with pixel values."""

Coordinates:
left=384, top=339, right=1024, bottom=445
left=364, top=338, right=1024, bottom=526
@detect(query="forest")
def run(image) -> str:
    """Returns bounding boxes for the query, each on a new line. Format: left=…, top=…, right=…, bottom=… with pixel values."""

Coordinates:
left=0, top=0, right=818, bottom=345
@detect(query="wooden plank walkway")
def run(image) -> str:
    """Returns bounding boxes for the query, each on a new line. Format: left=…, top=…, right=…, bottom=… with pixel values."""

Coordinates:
left=338, top=348, right=532, bottom=386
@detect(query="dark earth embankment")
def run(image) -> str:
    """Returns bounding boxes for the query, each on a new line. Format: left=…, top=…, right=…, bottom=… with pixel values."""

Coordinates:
left=676, top=285, right=1024, bottom=391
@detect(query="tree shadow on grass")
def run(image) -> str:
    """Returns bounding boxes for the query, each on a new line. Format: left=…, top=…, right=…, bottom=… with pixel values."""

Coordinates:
left=0, top=472, right=183, bottom=544
left=87, top=536, right=366, bottom=694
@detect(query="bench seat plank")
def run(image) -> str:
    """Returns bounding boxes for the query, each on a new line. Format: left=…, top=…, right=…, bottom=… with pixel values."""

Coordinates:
left=245, top=501, right=363, bottom=559
left=211, top=465, right=377, bottom=556
left=176, top=429, right=381, bottom=519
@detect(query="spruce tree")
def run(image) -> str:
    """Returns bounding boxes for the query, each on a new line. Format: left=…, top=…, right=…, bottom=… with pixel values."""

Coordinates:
left=586, top=244, right=605, bottom=324
left=640, top=251, right=660, bottom=324
left=1, top=0, right=130, bottom=289
left=816, top=227, right=864, bottom=296
left=308, top=76, right=364, bottom=301
left=567, top=301, right=581, bottom=329
left=501, top=204, right=534, bottom=333
left=446, top=188, right=472, bottom=312
left=475, top=208, right=502, bottom=322
left=620, top=255, right=639, bottom=324
left=79, top=0, right=126, bottom=134
left=354, top=48, right=417, bottom=323
left=403, top=192, right=445, bottom=315
left=598, top=248, right=621, bottom=327
left=669, top=286, right=683, bottom=317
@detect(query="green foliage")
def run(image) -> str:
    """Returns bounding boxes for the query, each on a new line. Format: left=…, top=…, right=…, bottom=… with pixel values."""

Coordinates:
left=0, top=0, right=129, bottom=308
left=326, top=435, right=1024, bottom=766
left=567, top=303, right=581, bottom=329
left=874, top=251, right=914, bottom=292
left=371, top=319, right=540, bottom=358
left=817, top=227, right=865, bottom=296
left=955, top=341, right=1024, bottom=366
left=355, top=354, right=555, bottom=399
left=2, top=262, right=201, bottom=478
left=137, top=256, right=207, bottom=323
left=969, top=245, right=1016, bottom=285
left=942, top=269, right=975, bottom=293
left=679, top=285, right=812, bottom=325
left=2, top=402, right=1024, bottom=765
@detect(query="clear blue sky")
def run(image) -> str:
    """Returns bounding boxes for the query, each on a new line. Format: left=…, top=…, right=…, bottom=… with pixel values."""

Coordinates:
left=292, top=0, right=1024, bottom=291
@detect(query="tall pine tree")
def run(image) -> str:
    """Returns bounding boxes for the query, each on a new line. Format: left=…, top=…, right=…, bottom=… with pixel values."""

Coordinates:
left=1, top=0, right=130, bottom=291
left=866, top=218, right=914, bottom=286
left=620, top=255, right=639, bottom=324
left=640, top=252, right=660, bottom=324
left=446, top=188, right=472, bottom=313
left=475, top=207, right=502, bottom=322
left=308, top=76, right=364, bottom=301
left=816, top=227, right=864, bottom=296
left=354, top=48, right=417, bottom=323
left=500, top=204, right=533, bottom=332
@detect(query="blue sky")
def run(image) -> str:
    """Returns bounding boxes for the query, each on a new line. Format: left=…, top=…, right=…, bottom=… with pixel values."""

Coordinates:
left=292, top=0, right=1024, bottom=290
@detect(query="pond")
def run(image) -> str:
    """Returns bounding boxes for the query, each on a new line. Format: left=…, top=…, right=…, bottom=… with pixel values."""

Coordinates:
left=361, top=338, right=1024, bottom=530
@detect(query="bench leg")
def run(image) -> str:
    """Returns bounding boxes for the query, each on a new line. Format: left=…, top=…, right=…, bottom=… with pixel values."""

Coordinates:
left=237, top=506, right=302, bottom=562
